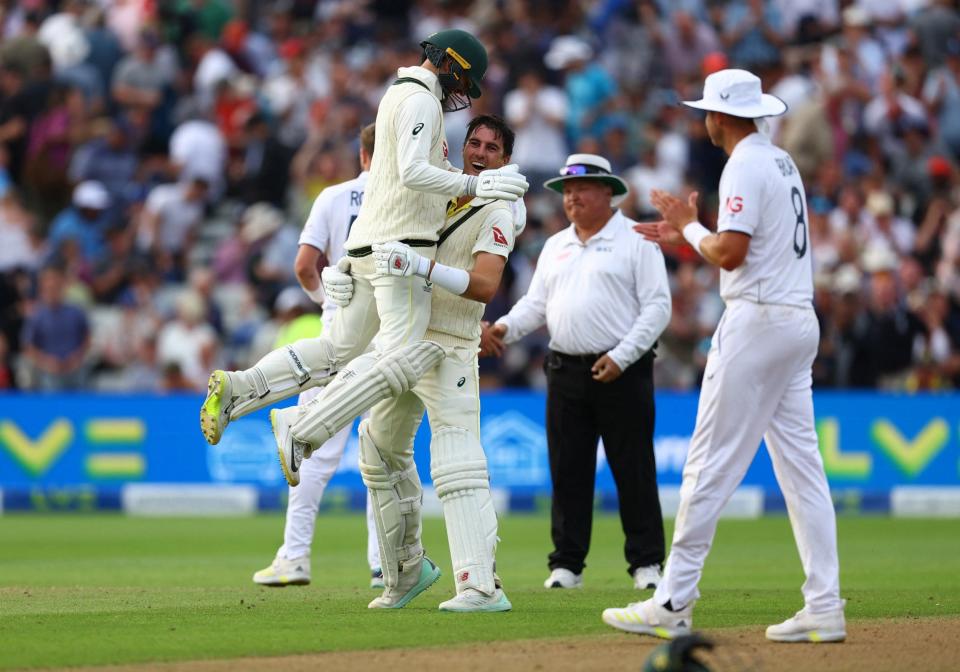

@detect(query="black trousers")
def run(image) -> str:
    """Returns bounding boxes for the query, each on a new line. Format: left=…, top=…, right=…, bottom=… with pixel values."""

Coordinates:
left=545, top=350, right=665, bottom=575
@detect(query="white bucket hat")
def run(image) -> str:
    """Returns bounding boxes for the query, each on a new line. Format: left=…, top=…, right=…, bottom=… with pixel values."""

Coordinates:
left=73, top=180, right=111, bottom=210
left=682, top=68, right=787, bottom=119
left=543, top=153, right=630, bottom=207
left=544, top=36, right=593, bottom=70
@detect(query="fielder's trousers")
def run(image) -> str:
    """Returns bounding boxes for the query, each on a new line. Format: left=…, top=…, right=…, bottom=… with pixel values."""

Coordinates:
left=545, top=350, right=665, bottom=575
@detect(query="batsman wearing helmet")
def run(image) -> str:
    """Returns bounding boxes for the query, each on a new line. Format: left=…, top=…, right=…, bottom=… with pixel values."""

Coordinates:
left=273, top=115, right=524, bottom=611
left=200, top=31, right=529, bottom=453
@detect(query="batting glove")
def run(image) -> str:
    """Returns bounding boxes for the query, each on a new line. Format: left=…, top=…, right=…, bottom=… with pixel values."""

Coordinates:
left=465, top=164, right=529, bottom=202
left=373, top=241, right=431, bottom=278
left=321, top=257, right=354, bottom=307
left=511, top=196, right=527, bottom=237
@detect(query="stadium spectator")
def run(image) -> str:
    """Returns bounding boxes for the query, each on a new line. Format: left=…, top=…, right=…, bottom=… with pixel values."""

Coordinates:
left=21, top=264, right=90, bottom=390
left=136, top=175, right=210, bottom=280
left=47, top=181, right=112, bottom=268
left=156, top=289, right=217, bottom=391
left=503, top=68, right=569, bottom=190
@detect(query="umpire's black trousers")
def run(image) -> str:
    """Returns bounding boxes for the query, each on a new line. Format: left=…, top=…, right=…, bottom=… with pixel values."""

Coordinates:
left=545, top=349, right=665, bottom=575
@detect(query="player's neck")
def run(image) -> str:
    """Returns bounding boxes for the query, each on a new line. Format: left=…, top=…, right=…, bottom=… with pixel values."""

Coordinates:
left=723, top=127, right=755, bottom=156
left=456, top=194, right=474, bottom=209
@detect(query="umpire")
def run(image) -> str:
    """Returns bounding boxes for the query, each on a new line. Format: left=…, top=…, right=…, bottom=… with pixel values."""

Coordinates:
left=486, top=153, right=671, bottom=590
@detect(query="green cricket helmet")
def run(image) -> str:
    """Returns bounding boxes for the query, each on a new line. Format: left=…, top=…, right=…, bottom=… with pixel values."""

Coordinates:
left=420, top=29, right=487, bottom=110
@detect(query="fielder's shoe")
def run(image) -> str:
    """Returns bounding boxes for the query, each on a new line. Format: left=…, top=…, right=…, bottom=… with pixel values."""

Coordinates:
left=765, top=603, right=846, bottom=643
left=544, top=567, right=583, bottom=589
left=252, top=555, right=311, bottom=586
left=439, top=588, right=512, bottom=612
left=271, top=407, right=307, bottom=487
left=633, top=564, right=662, bottom=590
left=368, top=556, right=441, bottom=609
left=370, top=567, right=384, bottom=589
left=602, top=597, right=694, bottom=639
left=200, top=370, right=234, bottom=445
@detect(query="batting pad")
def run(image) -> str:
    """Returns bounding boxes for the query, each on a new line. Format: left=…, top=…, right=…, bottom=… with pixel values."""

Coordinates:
left=228, top=338, right=338, bottom=420
left=358, top=419, right=423, bottom=588
left=431, top=426, right=497, bottom=596
left=291, top=340, right=444, bottom=448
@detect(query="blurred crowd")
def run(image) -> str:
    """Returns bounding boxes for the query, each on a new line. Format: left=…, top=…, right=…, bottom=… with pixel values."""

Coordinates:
left=1, top=0, right=960, bottom=393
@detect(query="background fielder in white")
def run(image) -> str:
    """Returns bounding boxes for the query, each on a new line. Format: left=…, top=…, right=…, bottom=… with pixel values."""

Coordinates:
left=603, top=69, right=844, bottom=643
left=253, top=125, right=380, bottom=587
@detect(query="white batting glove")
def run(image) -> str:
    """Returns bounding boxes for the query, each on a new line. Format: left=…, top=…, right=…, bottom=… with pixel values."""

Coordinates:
left=511, top=197, right=527, bottom=237
left=373, top=241, right=431, bottom=278
left=467, top=163, right=529, bottom=202
left=320, top=257, right=353, bottom=307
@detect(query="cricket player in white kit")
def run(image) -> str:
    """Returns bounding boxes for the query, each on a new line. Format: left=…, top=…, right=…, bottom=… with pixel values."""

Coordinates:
left=199, top=30, right=528, bottom=458
left=276, top=115, right=523, bottom=611
left=252, top=125, right=381, bottom=589
left=602, top=70, right=845, bottom=643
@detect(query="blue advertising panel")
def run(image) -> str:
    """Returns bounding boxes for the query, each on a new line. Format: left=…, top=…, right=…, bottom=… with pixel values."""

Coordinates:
left=1, top=392, right=958, bottom=510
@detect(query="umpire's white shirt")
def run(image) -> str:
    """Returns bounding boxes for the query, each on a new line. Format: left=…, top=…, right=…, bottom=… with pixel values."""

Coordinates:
left=497, top=210, right=671, bottom=370
left=299, top=171, right=368, bottom=317
left=717, top=132, right=813, bottom=307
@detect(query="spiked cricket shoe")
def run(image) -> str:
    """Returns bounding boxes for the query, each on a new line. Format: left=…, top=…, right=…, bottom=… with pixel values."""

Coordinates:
left=368, top=557, right=441, bottom=609
left=252, top=555, right=311, bottom=586
left=633, top=564, right=662, bottom=590
left=271, top=407, right=306, bottom=487
left=602, top=597, right=693, bottom=639
left=200, top=370, right=233, bottom=444
left=766, top=604, right=846, bottom=643
left=544, top=567, right=582, bottom=589
left=439, top=588, right=512, bottom=612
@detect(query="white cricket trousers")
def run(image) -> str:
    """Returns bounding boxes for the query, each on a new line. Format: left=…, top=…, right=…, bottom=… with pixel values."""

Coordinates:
left=655, top=300, right=842, bottom=613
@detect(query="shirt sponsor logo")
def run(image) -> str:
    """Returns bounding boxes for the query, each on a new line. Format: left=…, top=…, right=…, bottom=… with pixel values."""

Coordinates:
left=412, top=122, right=424, bottom=136
left=492, top=226, right=507, bottom=246
left=725, top=196, right=744, bottom=213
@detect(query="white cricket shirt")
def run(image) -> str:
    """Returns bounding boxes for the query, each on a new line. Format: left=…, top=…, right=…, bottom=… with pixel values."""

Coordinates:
left=717, top=133, right=814, bottom=307
left=299, top=171, right=369, bottom=316
left=496, top=210, right=671, bottom=370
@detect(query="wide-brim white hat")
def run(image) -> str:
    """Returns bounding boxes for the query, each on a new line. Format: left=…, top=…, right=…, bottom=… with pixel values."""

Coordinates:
left=544, top=36, right=593, bottom=70
left=682, top=68, right=787, bottom=119
left=543, top=153, right=630, bottom=207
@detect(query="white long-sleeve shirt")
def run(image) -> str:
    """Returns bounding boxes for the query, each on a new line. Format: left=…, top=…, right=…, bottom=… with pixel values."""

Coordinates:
left=345, top=66, right=470, bottom=250
left=496, top=210, right=671, bottom=371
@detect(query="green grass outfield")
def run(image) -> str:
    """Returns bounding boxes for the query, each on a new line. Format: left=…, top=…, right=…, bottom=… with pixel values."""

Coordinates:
left=1, top=514, right=958, bottom=669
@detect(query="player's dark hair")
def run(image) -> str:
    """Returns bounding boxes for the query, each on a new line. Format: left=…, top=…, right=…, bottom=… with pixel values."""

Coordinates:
left=464, top=114, right=514, bottom=158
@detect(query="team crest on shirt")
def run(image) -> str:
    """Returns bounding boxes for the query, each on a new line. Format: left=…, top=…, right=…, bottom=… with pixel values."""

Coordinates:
left=492, top=227, right=507, bottom=246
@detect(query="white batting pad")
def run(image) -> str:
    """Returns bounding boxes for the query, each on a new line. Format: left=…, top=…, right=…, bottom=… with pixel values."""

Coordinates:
left=228, top=338, right=338, bottom=419
left=430, top=426, right=497, bottom=596
left=291, top=340, right=444, bottom=449
left=358, top=419, right=423, bottom=588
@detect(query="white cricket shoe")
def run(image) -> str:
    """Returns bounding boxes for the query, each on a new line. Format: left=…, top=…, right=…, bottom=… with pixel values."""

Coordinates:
left=766, top=603, right=846, bottom=643
left=271, top=407, right=307, bottom=487
left=368, top=556, right=441, bottom=609
left=544, top=567, right=583, bottom=589
left=439, top=588, right=512, bottom=612
left=602, top=597, right=694, bottom=639
left=252, top=555, right=311, bottom=586
left=633, top=564, right=662, bottom=590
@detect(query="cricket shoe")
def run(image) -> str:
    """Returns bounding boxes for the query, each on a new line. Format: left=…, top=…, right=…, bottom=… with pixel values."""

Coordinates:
left=271, top=407, right=307, bottom=486
left=633, top=564, right=662, bottom=590
left=544, top=567, right=582, bottom=589
left=766, top=602, right=846, bottom=643
left=253, top=555, right=311, bottom=586
left=439, top=588, right=512, bottom=612
left=200, top=370, right=234, bottom=445
left=370, top=567, right=385, bottom=589
left=602, top=597, right=694, bottom=639
left=368, top=556, right=441, bottom=609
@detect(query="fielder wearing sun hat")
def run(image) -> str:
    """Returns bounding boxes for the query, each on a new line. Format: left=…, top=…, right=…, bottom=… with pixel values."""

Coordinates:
left=543, top=153, right=630, bottom=207
left=681, top=68, right=787, bottom=119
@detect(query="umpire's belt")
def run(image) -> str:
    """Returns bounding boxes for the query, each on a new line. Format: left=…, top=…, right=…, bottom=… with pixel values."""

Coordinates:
left=346, top=239, right=436, bottom=258
left=550, top=350, right=606, bottom=366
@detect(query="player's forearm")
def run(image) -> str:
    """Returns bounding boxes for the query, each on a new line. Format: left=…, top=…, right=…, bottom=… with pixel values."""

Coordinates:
left=399, top=159, right=475, bottom=197
left=683, top=223, right=743, bottom=271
